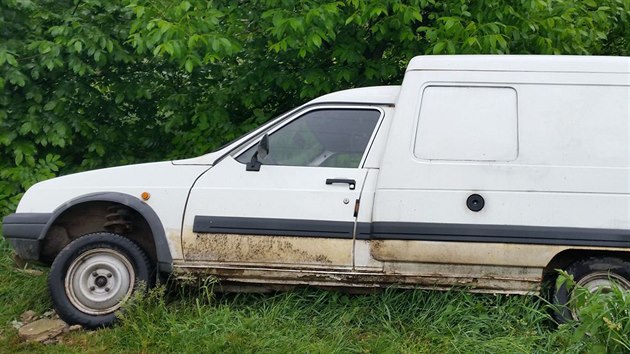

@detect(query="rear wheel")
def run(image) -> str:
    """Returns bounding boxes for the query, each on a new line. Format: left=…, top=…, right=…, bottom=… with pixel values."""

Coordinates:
left=552, top=257, right=630, bottom=323
left=49, top=233, right=153, bottom=328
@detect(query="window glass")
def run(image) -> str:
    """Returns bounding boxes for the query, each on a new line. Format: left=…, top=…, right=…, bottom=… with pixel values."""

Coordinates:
left=414, top=86, right=518, bottom=161
left=237, top=109, right=380, bottom=168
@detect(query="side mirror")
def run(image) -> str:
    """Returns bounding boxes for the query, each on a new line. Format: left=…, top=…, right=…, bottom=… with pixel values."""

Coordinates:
left=257, top=133, right=269, bottom=159
left=246, top=134, right=269, bottom=171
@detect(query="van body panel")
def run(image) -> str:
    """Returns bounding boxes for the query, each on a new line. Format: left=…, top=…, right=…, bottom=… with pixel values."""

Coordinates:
left=366, top=65, right=629, bottom=291
left=375, top=69, right=629, bottom=235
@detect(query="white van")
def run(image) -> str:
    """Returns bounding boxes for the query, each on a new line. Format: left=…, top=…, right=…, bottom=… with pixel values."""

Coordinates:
left=3, top=55, right=629, bottom=327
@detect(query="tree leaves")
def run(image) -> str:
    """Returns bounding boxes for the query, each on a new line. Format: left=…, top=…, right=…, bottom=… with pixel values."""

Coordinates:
left=0, top=0, right=628, bottom=216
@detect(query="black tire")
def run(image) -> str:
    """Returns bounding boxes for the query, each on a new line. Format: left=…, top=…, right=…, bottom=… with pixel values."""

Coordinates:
left=552, top=257, right=630, bottom=323
left=48, top=232, right=154, bottom=328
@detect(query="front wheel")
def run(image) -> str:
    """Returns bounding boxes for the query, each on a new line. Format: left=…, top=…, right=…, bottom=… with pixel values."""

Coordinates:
left=49, top=233, right=153, bottom=328
left=552, top=257, right=630, bottom=323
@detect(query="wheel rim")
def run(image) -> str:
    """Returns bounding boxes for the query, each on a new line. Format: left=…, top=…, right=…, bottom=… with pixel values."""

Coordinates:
left=570, top=271, right=630, bottom=320
left=65, top=248, right=135, bottom=315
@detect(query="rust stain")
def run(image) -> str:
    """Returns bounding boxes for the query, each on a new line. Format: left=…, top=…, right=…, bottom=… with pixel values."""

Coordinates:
left=171, top=264, right=540, bottom=294
left=370, top=240, right=571, bottom=268
left=174, top=231, right=574, bottom=295
left=370, top=240, right=384, bottom=253
left=183, top=233, right=353, bottom=266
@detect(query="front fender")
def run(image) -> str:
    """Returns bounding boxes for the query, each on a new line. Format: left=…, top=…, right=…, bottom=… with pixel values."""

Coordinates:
left=3, top=192, right=173, bottom=272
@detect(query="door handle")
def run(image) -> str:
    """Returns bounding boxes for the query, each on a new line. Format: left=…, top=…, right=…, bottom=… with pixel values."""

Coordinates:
left=325, top=178, right=356, bottom=190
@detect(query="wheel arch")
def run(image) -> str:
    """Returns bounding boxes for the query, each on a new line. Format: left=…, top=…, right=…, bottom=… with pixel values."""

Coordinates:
left=543, top=248, right=630, bottom=282
left=545, top=249, right=630, bottom=323
left=39, top=192, right=173, bottom=272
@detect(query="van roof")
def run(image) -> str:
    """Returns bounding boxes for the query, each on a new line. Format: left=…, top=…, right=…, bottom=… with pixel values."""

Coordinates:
left=309, top=85, right=401, bottom=105
left=407, top=55, right=630, bottom=74
left=306, top=56, right=628, bottom=106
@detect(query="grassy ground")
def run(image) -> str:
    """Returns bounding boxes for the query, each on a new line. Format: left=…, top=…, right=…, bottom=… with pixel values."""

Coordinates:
left=0, top=238, right=605, bottom=353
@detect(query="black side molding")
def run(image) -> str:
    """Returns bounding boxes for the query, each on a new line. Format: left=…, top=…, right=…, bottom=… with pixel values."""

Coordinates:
left=193, top=216, right=355, bottom=239
left=368, top=222, right=630, bottom=248
left=193, top=215, right=630, bottom=249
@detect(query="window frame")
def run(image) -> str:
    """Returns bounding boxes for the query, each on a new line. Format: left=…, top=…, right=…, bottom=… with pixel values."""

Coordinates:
left=231, top=105, right=385, bottom=169
left=412, top=84, right=519, bottom=163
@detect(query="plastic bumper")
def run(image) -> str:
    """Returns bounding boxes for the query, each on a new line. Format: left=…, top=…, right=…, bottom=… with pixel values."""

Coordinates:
left=2, top=213, right=52, bottom=261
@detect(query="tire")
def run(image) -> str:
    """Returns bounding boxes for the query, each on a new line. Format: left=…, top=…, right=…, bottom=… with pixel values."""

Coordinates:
left=48, top=232, right=154, bottom=328
left=552, top=257, right=630, bottom=323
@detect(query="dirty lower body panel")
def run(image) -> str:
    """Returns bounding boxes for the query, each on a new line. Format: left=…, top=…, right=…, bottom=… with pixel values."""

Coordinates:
left=183, top=234, right=353, bottom=268
left=171, top=261, right=541, bottom=295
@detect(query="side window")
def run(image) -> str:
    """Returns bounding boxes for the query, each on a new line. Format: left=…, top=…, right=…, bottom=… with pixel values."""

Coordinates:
left=237, top=109, right=381, bottom=168
left=414, top=86, right=518, bottom=161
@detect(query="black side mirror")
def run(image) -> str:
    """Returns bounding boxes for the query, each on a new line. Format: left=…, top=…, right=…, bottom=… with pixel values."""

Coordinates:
left=246, top=134, right=269, bottom=171
left=257, top=133, right=269, bottom=159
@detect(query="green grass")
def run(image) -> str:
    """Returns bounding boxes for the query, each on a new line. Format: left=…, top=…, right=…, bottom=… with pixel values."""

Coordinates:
left=0, top=238, right=612, bottom=353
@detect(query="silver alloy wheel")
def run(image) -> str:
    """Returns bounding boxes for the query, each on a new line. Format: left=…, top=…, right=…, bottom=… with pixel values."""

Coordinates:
left=64, top=248, right=135, bottom=315
left=570, top=271, right=630, bottom=320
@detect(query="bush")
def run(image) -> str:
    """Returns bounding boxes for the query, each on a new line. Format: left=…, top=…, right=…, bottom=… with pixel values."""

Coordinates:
left=554, top=270, right=630, bottom=353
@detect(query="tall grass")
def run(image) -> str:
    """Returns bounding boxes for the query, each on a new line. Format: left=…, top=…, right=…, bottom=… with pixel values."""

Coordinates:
left=111, top=283, right=555, bottom=353
left=0, top=237, right=624, bottom=353
left=0, top=240, right=50, bottom=325
left=554, top=270, right=630, bottom=353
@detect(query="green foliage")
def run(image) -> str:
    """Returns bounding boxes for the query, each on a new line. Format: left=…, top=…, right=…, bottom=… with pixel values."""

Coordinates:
left=554, top=270, right=630, bottom=353
left=1, top=0, right=629, bottom=216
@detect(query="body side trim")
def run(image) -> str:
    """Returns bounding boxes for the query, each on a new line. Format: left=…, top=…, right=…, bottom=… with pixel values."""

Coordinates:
left=369, top=222, right=630, bottom=247
left=193, top=216, right=354, bottom=239
left=193, top=216, right=630, bottom=248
